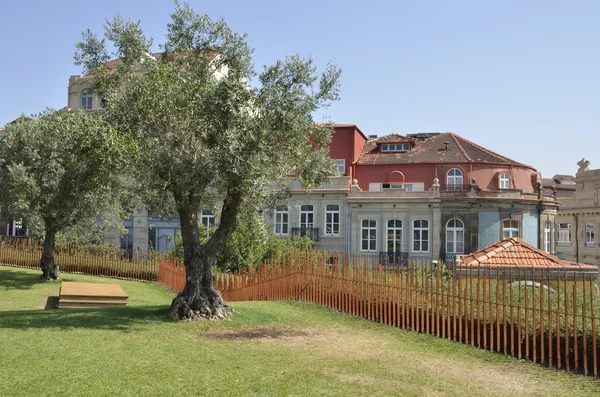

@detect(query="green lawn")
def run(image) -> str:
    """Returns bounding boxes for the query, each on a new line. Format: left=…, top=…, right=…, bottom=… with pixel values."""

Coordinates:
left=1, top=266, right=599, bottom=397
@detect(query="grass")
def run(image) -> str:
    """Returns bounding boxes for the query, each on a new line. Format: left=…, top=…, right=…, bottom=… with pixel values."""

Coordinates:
left=1, top=266, right=600, bottom=397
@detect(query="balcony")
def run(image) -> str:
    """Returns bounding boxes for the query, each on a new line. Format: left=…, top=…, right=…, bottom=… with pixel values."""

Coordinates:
left=441, top=183, right=470, bottom=191
left=440, top=252, right=460, bottom=268
left=291, top=227, right=320, bottom=242
left=379, top=252, right=409, bottom=269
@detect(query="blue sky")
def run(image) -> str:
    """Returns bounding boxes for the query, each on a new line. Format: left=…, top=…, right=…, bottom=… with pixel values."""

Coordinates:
left=1, top=0, right=598, bottom=177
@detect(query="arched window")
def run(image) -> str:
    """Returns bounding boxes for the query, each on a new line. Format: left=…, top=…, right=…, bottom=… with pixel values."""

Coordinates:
left=446, top=168, right=463, bottom=189
left=324, top=204, right=340, bottom=235
left=446, top=218, right=464, bottom=254
left=299, top=205, right=314, bottom=229
left=386, top=219, right=402, bottom=253
left=544, top=221, right=551, bottom=253
left=503, top=219, right=519, bottom=238
left=361, top=219, right=377, bottom=252
left=81, top=89, right=93, bottom=110
left=412, top=219, right=429, bottom=253
left=499, top=173, right=510, bottom=189
left=274, top=205, right=289, bottom=236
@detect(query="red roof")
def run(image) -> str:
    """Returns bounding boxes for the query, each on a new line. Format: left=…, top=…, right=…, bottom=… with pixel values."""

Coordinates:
left=457, top=238, right=597, bottom=270
left=357, top=132, right=534, bottom=169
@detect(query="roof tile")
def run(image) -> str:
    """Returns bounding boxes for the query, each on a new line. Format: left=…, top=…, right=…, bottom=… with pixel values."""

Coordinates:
left=457, top=238, right=598, bottom=270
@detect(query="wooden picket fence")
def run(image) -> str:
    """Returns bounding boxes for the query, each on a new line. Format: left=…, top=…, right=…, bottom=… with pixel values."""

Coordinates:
left=159, top=252, right=600, bottom=378
left=0, top=236, right=158, bottom=281
left=2, top=236, right=598, bottom=377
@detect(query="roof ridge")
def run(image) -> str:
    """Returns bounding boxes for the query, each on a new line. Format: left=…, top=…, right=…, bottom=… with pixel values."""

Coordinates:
left=450, top=133, right=529, bottom=167
left=448, top=133, right=472, bottom=162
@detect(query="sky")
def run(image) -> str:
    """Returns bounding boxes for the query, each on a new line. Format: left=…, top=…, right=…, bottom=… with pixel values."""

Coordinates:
left=1, top=0, right=598, bottom=178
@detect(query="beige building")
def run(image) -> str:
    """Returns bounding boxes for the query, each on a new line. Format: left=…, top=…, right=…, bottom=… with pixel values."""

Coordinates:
left=555, top=159, right=600, bottom=266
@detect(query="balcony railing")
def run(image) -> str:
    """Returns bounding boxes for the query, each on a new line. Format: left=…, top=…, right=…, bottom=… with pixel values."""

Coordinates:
left=440, top=252, right=460, bottom=268
left=291, top=227, right=320, bottom=242
left=441, top=183, right=470, bottom=191
left=379, top=252, right=409, bottom=268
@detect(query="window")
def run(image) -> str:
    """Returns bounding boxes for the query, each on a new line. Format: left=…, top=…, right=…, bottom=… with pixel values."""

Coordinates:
left=412, top=219, right=429, bottom=253
left=503, top=220, right=519, bottom=238
left=387, top=219, right=402, bottom=253
left=586, top=223, right=595, bottom=247
left=499, top=173, right=510, bottom=189
left=299, top=205, right=314, bottom=229
left=361, top=219, right=377, bottom=252
left=324, top=204, right=340, bottom=236
left=201, top=210, right=216, bottom=238
left=81, top=89, right=93, bottom=110
left=381, top=143, right=410, bottom=152
left=544, top=221, right=551, bottom=253
left=446, top=218, right=464, bottom=254
left=557, top=223, right=571, bottom=245
left=381, top=183, right=423, bottom=191
left=334, top=159, right=345, bottom=175
left=446, top=168, right=463, bottom=189
left=274, top=205, right=289, bottom=236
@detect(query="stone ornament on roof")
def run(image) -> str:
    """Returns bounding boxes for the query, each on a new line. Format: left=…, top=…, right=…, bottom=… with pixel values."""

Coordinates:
left=577, top=158, right=590, bottom=174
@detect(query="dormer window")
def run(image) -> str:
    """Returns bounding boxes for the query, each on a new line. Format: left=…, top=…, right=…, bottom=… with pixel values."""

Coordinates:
left=499, top=173, right=510, bottom=189
left=81, top=89, right=93, bottom=110
left=381, top=143, right=410, bottom=153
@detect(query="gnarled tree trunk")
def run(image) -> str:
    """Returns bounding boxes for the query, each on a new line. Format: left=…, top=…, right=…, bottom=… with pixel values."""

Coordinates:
left=40, top=228, right=59, bottom=280
left=169, top=193, right=241, bottom=321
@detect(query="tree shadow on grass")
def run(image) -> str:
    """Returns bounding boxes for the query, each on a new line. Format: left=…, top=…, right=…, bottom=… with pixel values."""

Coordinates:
left=0, top=305, right=172, bottom=332
left=0, top=266, right=47, bottom=291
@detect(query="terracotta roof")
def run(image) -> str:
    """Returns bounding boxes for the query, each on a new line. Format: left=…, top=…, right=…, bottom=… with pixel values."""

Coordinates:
left=457, top=238, right=597, bottom=270
left=554, top=174, right=575, bottom=181
left=357, top=132, right=533, bottom=168
left=374, top=133, right=416, bottom=143
left=541, top=178, right=576, bottom=191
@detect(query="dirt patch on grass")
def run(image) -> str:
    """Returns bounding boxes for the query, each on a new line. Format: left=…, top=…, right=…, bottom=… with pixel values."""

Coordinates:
left=0, top=300, right=13, bottom=305
left=204, top=326, right=384, bottom=359
left=205, top=328, right=310, bottom=340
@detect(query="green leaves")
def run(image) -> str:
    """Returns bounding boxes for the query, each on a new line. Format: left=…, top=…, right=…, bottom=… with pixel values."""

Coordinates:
left=73, top=1, right=341, bottom=260
left=0, top=110, right=135, bottom=234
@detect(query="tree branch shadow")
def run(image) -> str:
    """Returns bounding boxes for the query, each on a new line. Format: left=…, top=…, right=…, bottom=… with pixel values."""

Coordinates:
left=0, top=305, right=172, bottom=331
left=0, top=266, right=47, bottom=290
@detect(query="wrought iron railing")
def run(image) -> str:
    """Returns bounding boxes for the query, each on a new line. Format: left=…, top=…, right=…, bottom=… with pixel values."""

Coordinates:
left=291, top=227, right=320, bottom=242
left=441, top=183, right=470, bottom=191
left=440, top=252, right=460, bottom=268
left=379, top=252, right=409, bottom=268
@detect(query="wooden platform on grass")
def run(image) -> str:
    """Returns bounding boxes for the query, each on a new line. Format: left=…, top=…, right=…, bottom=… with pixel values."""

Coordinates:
left=58, top=282, right=129, bottom=308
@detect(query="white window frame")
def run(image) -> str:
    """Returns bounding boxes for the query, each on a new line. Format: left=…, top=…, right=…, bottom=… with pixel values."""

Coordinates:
left=502, top=219, right=519, bottom=238
left=557, top=223, right=571, bottom=245
left=81, top=89, right=93, bottom=110
left=412, top=219, right=429, bottom=253
left=386, top=219, right=403, bottom=253
left=499, top=173, right=510, bottom=189
left=446, top=218, right=465, bottom=254
left=446, top=168, right=463, bottom=188
left=299, top=205, right=314, bottom=229
left=544, top=221, right=551, bottom=253
left=381, top=143, right=410, bottom=153
left=361, top=219, right=377, bottom=252
left=324, top=204, right=340, bottom=236
left=586, top=223, right=595, bottom=247
left=273, top=205, right=289, bottom=236
left=201, top=210, right=216, bottom=238
left=334, top=159, right=345, bottom=175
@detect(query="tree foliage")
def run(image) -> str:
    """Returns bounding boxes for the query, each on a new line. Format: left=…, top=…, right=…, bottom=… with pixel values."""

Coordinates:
left=0, top=110, right=134, bottom=279
left=75, top=1, right=341, bottom=320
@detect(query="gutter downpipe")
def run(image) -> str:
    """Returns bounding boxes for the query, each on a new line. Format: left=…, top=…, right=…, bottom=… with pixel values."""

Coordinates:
left=575, top=214, right=580, bottom=263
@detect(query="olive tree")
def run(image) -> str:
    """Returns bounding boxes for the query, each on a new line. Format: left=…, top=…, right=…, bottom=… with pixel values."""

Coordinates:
left=75, top=2, right=341, bottom=320
left=0, top=110, right=134, bottom=280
